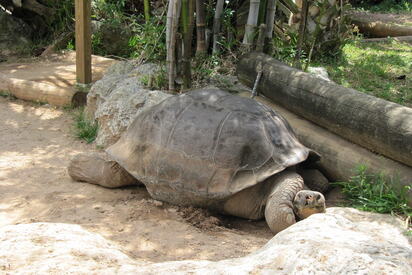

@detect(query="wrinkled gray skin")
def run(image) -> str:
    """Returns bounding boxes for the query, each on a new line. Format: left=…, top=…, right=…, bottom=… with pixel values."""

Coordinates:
left=69, top=88, right=327, bottom=234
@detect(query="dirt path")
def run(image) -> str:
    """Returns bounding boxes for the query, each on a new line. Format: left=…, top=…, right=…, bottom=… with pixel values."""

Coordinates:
left=0, top=97, right=271, bottom=262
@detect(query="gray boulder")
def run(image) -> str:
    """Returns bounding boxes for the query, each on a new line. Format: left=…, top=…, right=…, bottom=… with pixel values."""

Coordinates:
left=0, top=208, right=410, bottom=274
left=308, top=66, right=332, bottom=82
left=87, top=61, right=171, bottom=147
left=0, top=10, right=33, bottom=58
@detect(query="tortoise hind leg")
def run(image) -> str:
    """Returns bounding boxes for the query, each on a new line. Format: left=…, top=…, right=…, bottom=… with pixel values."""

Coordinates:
left=222, top=182, right=269, bottom=220
left=68, top=152, right=139, bottom=188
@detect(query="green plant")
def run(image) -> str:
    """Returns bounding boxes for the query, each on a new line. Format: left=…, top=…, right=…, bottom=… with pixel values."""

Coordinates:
left=92, top=0, right=128, bottom=24
left=140, top=68, right=168, bottom=90
left=128, top=15, right=167, bottom=62
left=0, top=90, right=11, bottom=97
left=0, top=90, right=16, bottom=100
left=271, top=32, right=307, bottom=66
left=333, top=165, right=412, bottom=219
left=42, top=0, right=75, bottom=35
left=66, top=39, right=75, bottom=50
left=191, top=54, right=236, bottom=87
left=72, top=108, right=98, bottom=144
left=218, top=7, right=239, bottom=55
left=91, top=32, right=104, bottom=56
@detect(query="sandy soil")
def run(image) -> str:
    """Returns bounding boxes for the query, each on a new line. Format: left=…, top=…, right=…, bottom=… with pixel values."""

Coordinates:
left=0, top=96, right=272, bottom=262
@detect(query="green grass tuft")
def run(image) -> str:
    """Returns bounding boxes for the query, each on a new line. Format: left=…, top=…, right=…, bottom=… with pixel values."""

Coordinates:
left=316, top=39, right=412, bottom=107
left=72, top=108, right=98, bottom=144
left=333, top=165, right=412, bottom=219
left=0, top=90, right=16, bottom=100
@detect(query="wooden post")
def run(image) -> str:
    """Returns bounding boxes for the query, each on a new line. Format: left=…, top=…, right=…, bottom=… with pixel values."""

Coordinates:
left=75, top=0, right=92, bottom=84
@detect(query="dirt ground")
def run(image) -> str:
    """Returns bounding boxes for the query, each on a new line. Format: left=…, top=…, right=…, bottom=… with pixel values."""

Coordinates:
left=0, top=96, right=272, bottom=262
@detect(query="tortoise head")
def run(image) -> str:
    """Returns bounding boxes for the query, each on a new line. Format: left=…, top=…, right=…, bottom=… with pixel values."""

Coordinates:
left=293, top=190, right=326, bottom=220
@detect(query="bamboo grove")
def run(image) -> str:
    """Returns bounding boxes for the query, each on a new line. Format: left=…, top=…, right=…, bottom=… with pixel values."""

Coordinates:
left=154, top=0, right=350, bottom=92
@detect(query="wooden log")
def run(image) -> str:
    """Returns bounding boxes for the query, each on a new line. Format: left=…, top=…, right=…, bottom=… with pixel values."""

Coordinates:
left=349, top=12, right=412, bottom=38
left=239, top=92, right=412, bottom=205
left=237, top=52, right=412, bottom=168
left=0, top=74, right=74, bottom=106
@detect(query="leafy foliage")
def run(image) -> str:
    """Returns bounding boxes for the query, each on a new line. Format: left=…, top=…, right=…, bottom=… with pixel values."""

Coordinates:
left=192, top=54, right=237, bottom=87
left=333, top=165, right=412, bottom=219
left=37, top=0, right=75, bottom=37
left=92, top=0, right=128, bottom=23
left=128, top=15, right=167, bottom=62
left=139, top=67, right=168, bottom=90
left=271, top=32, right=306, bottom=66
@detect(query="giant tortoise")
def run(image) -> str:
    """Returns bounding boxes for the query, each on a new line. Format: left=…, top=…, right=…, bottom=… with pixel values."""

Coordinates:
left=69, top=88, right=328, bottom=234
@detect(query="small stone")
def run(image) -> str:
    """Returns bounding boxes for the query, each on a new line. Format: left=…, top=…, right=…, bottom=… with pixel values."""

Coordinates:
left=168, top=208, right=177, bottom=213
left=152, top=200, right=163, bottom=207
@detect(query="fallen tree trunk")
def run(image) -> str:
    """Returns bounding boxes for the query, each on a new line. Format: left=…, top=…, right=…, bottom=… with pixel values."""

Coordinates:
left=349, top=11, right=412, bottom=38
left=237, top=52, right=412, bottom=168
left=239, top=92, right=412, bottom=205
left=0, top=0, right=54, bottom=18
left=0, top=74, right=74, bottom=106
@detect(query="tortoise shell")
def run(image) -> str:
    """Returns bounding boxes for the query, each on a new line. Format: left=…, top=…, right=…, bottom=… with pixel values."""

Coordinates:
left=107, top=88, right=317, bottom=200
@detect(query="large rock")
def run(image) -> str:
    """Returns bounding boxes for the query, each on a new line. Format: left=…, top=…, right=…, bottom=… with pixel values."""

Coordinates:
left=1, top=208, right=410, bottom=274
left=87, top=61, right=171, bottom=147
left=0, top=10, right=33, bottom=58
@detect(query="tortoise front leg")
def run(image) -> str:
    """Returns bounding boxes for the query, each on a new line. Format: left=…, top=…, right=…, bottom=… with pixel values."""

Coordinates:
left=68, top=152, right=138, bottom=188
left=264, top=171, right=304, bottom=234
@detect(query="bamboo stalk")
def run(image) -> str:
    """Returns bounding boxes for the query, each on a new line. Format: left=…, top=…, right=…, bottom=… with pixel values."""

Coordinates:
left=212, top=0, right=225, bottom=54
left=282, top=0, right=299, bottom=14
left=294, top=0, right=309, bottom=69
left=265, top=0, right=277, bottom=39
left=264, top=0, right=278, bottom=53
left=188, top=0, right=195, bottom=54
left=258, top=0, right=268, bottom=25
left=304, top=21, right=322, bottom=71
left=256, top=24, right=266, bottom=52
left=166, top=0, right=174, bottom=54
left=195, top=0, right=207, bottom=55
left=167, top=0, right=182, bottom=92
left=243, top=0, right=261, bottom=48
left=144, top=0, right=151, bottom=22
left=181, top=0, right=194, bottom=89
left=278, top=1, right=292, bottom=19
